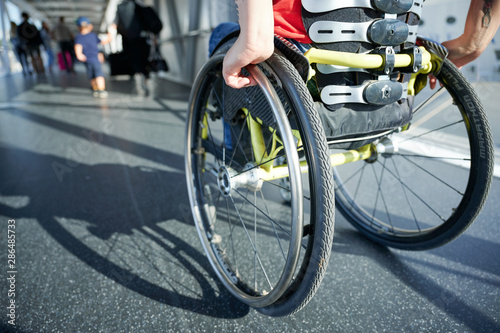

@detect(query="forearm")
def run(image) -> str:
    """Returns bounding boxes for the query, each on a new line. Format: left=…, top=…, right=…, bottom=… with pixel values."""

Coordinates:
left=223, top=0, right=274, bottom=88
left=74, top=44, right=86, bottom=62
left=443, top=0, right=500, bottom=67
left=236, top=0, right=274, bottom=57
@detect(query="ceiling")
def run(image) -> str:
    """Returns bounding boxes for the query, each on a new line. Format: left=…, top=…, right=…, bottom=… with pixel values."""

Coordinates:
left=10, top=0, right=114, bottom=30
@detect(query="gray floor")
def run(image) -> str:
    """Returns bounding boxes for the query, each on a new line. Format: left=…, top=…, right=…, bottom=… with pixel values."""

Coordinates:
left=0, top=68, right=499, bottom=333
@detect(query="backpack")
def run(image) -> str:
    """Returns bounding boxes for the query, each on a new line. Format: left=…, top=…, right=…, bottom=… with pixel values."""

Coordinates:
left=116, top=1, right=143, bottom=39
left=135, top=4, right=163, bottom=34
left=17, top=22, right=43, bottom=46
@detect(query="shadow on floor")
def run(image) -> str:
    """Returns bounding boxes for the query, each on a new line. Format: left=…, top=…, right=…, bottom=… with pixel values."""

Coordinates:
left=332, top=228, right=500, bottom=332
left=0, top=145, right=249, bottom=319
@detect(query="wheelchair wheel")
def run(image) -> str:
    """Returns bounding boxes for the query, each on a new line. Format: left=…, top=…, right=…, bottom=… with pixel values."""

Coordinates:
left=185, top=43, right=335, bottom=316
left=332, top=58, right=494, bottom=250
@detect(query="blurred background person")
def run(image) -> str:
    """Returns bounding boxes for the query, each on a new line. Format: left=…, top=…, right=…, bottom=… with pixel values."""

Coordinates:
left=114, top=0, right=153, bottom=96
left=74, top=16, right=112, bottom=98
left=10, top=21, right=31, bottom=75
left=41, top=21, right=55, bottom=72
left=53, top=16, right=75, bottom=73
left=17, top=12, right=44, bottom=74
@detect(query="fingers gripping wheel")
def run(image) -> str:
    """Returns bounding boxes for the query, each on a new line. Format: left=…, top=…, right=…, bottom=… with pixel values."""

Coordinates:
left=333, top=58, right=494, bottom=250
left=185, top=42, right=335, bottom=316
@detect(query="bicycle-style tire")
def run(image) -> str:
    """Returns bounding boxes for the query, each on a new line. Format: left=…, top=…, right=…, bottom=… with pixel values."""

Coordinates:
left=185, top=40, right=335, bottom=316
left=333, top=58, right=494, bottom=250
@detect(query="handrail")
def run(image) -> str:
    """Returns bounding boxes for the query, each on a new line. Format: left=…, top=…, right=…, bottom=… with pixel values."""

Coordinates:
left=157, top=28, right=212, bottom=44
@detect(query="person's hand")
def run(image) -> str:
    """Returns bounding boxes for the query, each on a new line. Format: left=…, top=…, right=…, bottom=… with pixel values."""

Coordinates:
left=222, top=36, right=274, bottom=89
left=102, top=32, right=113, bottom=45
left=428, top=40, right=464, bottom=89
left=76, top=54, right=87, bottom=62
left=221, top=0, right=274, bottom=89
left=429, top=75, right=438, bottom=89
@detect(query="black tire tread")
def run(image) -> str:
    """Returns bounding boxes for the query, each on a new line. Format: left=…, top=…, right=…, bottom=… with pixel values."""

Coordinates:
left=257, top=52, right=335, bottom=316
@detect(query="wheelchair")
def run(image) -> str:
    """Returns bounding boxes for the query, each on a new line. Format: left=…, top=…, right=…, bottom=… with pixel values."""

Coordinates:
left=184, top=1, right=494, bottom=317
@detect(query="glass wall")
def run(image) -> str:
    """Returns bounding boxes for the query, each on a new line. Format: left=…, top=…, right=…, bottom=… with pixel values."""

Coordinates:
left=0, top=0, right=45, bottom=77
left=0, top=0, right=11, bottom=76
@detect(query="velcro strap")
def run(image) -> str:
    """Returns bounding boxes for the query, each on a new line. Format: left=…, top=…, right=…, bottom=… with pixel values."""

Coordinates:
left=302, top=0, right=424, bottom=17
left=320, top=80, right=407, bottom=105
left=321, top=85, right=366, bottom=104
left=309, top=19, right=416, bottom=45
left=309, top=21, right=372, bottom=43
left=407, top=24, right=418, bottom=44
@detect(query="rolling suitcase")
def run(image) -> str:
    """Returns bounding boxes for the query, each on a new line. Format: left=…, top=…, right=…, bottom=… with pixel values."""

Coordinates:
left=57, top=51, right=72, bottom=70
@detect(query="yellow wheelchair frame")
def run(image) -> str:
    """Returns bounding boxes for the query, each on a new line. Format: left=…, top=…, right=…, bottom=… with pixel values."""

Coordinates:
left=220, top=47, right=438, bottom=184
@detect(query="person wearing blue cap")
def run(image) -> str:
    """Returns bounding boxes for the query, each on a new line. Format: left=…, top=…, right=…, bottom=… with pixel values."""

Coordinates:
left=74, top=16, right=112, bottom=98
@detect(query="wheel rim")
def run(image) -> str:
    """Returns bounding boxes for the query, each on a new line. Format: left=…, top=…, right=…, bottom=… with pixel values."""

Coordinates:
left=185, top=55, right=304, bottom=307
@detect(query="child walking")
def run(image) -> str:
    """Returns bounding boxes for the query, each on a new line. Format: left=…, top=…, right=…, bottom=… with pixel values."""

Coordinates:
left=74, top=16, right=111, bottom=98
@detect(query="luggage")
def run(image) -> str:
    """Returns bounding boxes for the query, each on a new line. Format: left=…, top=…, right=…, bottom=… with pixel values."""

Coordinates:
left=57, top=51, right=72, bottom=70
left=108, top=52, right=135, bottom=76
left=136, top=5, right=163, bottom=34
left=147, top=46, right=168, bottom=72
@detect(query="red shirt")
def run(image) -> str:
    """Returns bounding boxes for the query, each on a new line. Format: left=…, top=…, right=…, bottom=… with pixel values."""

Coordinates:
left=273, top=0, right=312, bottom=43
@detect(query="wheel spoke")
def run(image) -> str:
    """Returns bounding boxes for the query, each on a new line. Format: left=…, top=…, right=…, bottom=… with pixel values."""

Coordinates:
left=412, top=90, right=452, bottom=129
left=233, top=189, right=292, bottom=242
left=400, top=120, right=464, bottom=144
left=350, top=165, right=366, bottom=211
left=210, top=81, right=224, bottom=111
left=399, top=154, right=465, bottom=195
left=335, top=164, right=365, bottom=187
left=231, top=152, right=285, bottom=179
left=237, top=188, right=252, bottom=220
left=390, top=158, right=421, bottom=233
left=394, top=153, right=470, bottom=161
left=262, top=127, right=278, bottom=164
left=210, top=188, right=222, bottom=227
left=230, top=144, right=305, bottom=180
left=254, top=191, right=258, bottom=290
left=228, top=113, right=251, bottom=168
left=225, top=197, right=238, bottom=274
left=259, top=189, right=287, bottom=260
left=371, top=159, right=393, bottom=231
left=375, top=159, right=446, bottom=222
left=204, top=113, right=223, bottom=167
left=412, top=86, right=446, bottom=115
left=228, top=194, right=273, bottom=290
left=264, top=180, right=311, bottom=201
